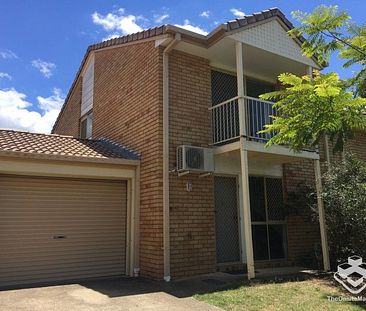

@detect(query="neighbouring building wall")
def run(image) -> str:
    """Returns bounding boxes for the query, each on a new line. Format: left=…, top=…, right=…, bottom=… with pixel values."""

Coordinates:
left=54, top=41, right=164, bottom=279
left=283, top=159, right=320, bottom=267
left=318, top=130, right=366, bottom=165
left=347, top=130, right=366, bottom=162
left=284, top=130, right=366, bottom=267
left=168, top=50, right=217, bottom=278
left=53, top=79, right=82, bottom=137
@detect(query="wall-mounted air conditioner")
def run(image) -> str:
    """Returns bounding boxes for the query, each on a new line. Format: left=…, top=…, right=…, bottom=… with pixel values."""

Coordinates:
left=176, top=145, right=214, bottom=173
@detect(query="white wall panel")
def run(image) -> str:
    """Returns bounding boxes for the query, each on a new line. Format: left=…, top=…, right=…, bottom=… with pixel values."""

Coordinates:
left=229, top=19, right=318, bottom=68
left=81, top=56, right=94, bottom=116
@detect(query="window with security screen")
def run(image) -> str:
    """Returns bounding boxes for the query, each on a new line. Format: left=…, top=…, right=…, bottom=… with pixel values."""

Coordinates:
left=249, top=176, right=287, bottom=261
left=211, top=70, right=237, bottom=106
left=211, top=70, right=240, bottom=144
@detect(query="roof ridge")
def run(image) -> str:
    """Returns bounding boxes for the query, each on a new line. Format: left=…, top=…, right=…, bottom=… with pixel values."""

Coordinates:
left=0, top=128, right=74, bottom=139
left=225, top=7, right=292, bottom=31
left=89, top=25, right=167, bottom=50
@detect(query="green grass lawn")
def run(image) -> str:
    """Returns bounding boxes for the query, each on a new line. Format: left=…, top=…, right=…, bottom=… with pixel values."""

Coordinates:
left=195, top=278, right=365, bottom=311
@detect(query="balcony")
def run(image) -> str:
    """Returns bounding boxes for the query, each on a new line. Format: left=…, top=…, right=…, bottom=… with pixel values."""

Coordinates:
left=210, top=95, right=318, bottom=162
left=211, top=95, right=277, bottom=146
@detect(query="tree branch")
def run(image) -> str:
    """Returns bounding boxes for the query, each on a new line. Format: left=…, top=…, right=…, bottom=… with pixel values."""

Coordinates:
left=320, top=30, right=366, bottom=57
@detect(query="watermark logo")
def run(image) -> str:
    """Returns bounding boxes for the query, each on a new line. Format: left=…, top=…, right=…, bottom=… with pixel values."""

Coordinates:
left=334, top=255, right=366, bottom=294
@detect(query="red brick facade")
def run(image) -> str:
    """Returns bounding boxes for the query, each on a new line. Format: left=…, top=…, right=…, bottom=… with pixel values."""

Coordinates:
left=168, top=51, right=216, bottom=277
left=53, top=79, right=81, bottom=137
left=54, top=41, right=164, bottom=279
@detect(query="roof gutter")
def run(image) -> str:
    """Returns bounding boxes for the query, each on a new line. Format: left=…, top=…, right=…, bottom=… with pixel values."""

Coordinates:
left=0, top=150, right=140, bottom=166
left=162, top=33, right=181, bottom=282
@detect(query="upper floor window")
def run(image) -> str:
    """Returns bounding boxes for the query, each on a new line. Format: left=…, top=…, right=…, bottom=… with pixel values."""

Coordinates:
left=211, top=70, right=237, bottom=106
left=80, top=111, right=93, bottom=139
left=211, top=70, right=275, bottom=106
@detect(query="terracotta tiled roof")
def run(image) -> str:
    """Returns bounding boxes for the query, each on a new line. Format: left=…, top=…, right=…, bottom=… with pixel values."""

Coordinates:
left=226, top=8, right=296, bottom=34
left=0, top=129, right=140, bottom=161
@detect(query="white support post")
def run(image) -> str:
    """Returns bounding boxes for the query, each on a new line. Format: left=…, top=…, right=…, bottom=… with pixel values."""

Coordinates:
left=314, top=159, right=331, bottom=271
left=162, top=51, right=171, bottom=282
left=236, top=41, right=255, bottom=279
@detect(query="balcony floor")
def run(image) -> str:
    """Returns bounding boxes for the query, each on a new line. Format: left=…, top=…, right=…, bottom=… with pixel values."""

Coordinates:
left=214, top=140, right=319, bottom=164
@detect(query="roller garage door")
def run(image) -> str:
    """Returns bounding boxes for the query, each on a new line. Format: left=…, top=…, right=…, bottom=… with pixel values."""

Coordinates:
left=0, top=175, right=128, bottom=287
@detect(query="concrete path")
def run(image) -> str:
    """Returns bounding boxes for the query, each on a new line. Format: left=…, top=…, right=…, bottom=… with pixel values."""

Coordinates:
left=0, top=275, right=233, bottom=311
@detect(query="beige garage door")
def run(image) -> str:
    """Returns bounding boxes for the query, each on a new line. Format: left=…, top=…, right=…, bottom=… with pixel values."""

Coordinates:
left=0, top=175, right=127, bottom=287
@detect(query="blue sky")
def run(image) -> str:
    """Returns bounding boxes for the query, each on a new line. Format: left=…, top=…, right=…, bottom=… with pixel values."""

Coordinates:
left=0, top=0, right=365, bottom=133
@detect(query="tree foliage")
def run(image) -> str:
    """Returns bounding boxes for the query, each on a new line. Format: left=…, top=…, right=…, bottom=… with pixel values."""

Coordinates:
left=258, top=6, right=366, bottom=153
left=259, top=72, right=366, bottom=152
left=314, top=154, right=366, bottom=267
left=290, top=5, right=366, bottom=97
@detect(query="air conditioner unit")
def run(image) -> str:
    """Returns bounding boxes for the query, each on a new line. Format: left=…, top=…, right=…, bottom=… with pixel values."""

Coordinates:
left=176, top=145, right=214, bottom=173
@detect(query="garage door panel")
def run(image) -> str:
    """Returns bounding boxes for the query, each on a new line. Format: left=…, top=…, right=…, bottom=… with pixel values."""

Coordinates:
left=1, top=246, right=125, bottom=260
left=1, top=239, right=126, bottom=253
left=1, top=255, right=126, bottom=272
left=0, top=175, right=128, bottom=287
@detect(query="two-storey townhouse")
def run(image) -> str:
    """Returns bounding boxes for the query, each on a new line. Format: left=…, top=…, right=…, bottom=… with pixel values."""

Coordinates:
left=52, top=7, right=328, bottom=281
left=0, top=8, right=365, bottom=287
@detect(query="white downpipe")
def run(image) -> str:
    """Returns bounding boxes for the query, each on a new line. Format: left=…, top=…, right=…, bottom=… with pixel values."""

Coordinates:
left=162, top=34, right=180, bottom=282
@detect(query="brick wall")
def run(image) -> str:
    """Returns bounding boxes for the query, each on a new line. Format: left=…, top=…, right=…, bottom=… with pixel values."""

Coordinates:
left=92, top=41, right=163, bottom=279
left=168, top=50, right=216, bottom=278
left=283, top=131, right=366, bottom=266
left=54, top=41, right=164, bottom=279
left=283, top=159, right=320, bottom=265
left=318, top=131, right=366, bottom=164
left=347, top=130, right=366, bottom=161
left=53, top=79, right=81, bottom=136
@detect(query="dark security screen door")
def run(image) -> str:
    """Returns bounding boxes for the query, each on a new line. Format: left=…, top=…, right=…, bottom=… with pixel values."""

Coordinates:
left=214, top=176, right=240, bottom=263
left=249, top=176, right=287, bottom=261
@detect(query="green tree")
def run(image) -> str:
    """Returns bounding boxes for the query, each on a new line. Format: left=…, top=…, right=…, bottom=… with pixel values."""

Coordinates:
left=259, top=5, right=366, bottom=152
left=259, top=72, right=366, bottom=152
left=290, top=5, right=366, bottom=97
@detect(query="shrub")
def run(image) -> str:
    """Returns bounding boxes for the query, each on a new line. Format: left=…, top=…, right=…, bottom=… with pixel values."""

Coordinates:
left=319, top=154, right=366, bottom=268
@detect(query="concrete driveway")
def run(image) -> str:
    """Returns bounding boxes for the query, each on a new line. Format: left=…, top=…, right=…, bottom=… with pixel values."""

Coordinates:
left=0, top=273, right=242, bottom=311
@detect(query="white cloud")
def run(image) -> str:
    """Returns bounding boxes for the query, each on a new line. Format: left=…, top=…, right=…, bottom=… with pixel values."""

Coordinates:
left=92, top=8, right=143, bottom=38
left=31, top=59, right=56, bottom=78
left=154, top=13, right=169, bottom=24
left=174, top=19, right=208, bottom=35
left=101, top=33, right=121, bottom=41
left=0, top=49, right=18, bottom=59
left=0, top=88, right=64, bottom=133
left=0, top=72, right=12, bottom=80
left=200, top=11, right=210, bottom=18
left=230, top=8, right=246, bottom=18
